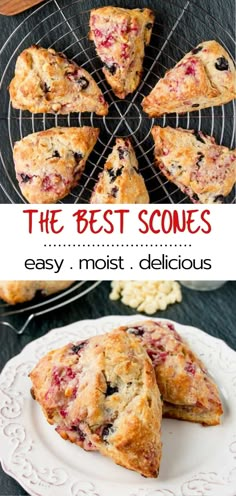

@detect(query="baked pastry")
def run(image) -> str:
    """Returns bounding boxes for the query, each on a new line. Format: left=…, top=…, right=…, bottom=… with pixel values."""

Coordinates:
left=90, top=138, right=149, bottom=203
left=118, top=320, right=223, bottom=426
left=151, top=126, right=236, bottom=203
left=30, top=329, right=162, bottom=478
left=9, top=45, right=108, bottom=115
left=13, top=126, right=99, bottom=203
left=0, top=281, right=74, bottom=305
left=89, top=7, right=154, bottom=98
left=142, top=40, right=236, bottom=116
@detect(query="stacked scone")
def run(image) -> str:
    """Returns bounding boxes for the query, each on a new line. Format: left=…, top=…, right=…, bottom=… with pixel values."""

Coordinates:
left=30, top=320, right=223, bottom=478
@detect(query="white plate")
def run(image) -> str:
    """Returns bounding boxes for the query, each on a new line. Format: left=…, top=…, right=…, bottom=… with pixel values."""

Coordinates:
left=0, top=315, right=236, bottom=496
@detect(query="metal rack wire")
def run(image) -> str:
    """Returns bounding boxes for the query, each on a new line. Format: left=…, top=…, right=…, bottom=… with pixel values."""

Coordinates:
left=0, top=280, right=101, bottom=334
left=0, top=0, right=235, bottom=204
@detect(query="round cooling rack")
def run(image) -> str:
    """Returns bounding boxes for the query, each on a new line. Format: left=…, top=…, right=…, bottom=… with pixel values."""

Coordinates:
left=0, top=0, right=235, bottom=204
left=0, top=280, right=101, bottom=334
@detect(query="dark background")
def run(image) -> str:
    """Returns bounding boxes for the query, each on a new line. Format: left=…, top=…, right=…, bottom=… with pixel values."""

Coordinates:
left=0, top=0, right=235, bottom=204
left=0, top=0, right=235, bottom=494
left=0, top=279, right=236, bottom=495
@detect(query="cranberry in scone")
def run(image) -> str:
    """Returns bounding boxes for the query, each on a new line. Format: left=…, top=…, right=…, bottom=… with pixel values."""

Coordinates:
left=89, top=7, right=154, bottom=98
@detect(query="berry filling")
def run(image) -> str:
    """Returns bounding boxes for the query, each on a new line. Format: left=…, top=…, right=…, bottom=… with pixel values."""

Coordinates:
left=71, top=341, right=87, bottom=354
left=52, top=150, right=60, bottom=158
left=127, top=327, right=145, bottom=336
left=74, top=152, right=83, bottom=164
left=104, top=62, right=117, bottom=75
left=117, top=146, right=129, bottom=160
left=185, top=59, right=197, bottom=76
left=196, top=152, right=204, bottom=168
left=101, top=423, right=114, bottom=442
left=215, top=56, right=229, bottom=71
left=107, top=166, right=123, bottom=183
left=185, top=362, right=196, bottom=376
left=191, top=46, right=203, bottom=55
left=111, top=186, right=118, bottom=198
left=194, top=131, right=206, bottom=144
left=19, top=173, right=33, bottom=183
left=41, top=82, right=50, bottom=93
left=105, top=382, right=119, bottom=396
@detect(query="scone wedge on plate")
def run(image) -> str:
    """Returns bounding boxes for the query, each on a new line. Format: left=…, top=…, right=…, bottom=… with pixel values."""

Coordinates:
left=90, top=137, right=149, bottom=203
left=0, top=281, right=74, bottom=305
left=30, top=329, right=162, bottom=478
left=9, top=45, right=108, bottom=115
left=142, top=40, right=236, bottom=116
left=118, top=320, right=223, bottom=426
left=13, top=126, right=99, bottom=203
left=89, top=7, right=154, bottom=98
left=151, top=126, right=236, bottom=203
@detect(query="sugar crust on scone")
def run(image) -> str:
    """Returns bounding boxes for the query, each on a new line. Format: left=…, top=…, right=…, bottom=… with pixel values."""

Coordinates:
left=142, top=40, right=236, bottom=116
left=89, top=7, right=154, bottom=98
left=90, top=137, right=149, bottom=203
left=9, top=45, right=108, bottom=115
left=13, top=126, right=99, bottom=203
left=30, top=329, right=162, bottom=478
left=151, top=126, right=236, bottom=204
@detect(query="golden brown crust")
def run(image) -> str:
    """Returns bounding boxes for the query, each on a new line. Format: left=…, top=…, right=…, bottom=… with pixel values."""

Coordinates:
left=151, top=126, right=236, bottom=203
left=117, top=320, right=223, bottom=426
left=142, top=40, right=236, bottom=116
left=89, top=7, right=154, bottom=98
left=90, top=137, right=149, bottom=203
left=0, top=281, right=74, bottom=305
left=13, top=127, right=99, bottom=203
left=9, top=45, right=108, bottom=115
left=30, top=329, right=162, bottom=478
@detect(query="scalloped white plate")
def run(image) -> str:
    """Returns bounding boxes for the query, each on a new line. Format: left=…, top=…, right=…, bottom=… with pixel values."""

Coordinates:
left=0, top=315, right=236, bottom=496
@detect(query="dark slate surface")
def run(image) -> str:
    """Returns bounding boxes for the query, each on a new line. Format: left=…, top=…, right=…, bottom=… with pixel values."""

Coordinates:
left=0, top=0, right=235, bottom=204
left=0, top=279, right=236, bottom=495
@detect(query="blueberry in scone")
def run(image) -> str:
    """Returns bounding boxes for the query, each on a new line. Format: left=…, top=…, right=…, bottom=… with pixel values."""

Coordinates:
left=151, top=126, right=236, bottom=204
left=118, top=320, right=223, bottom=426
left=142, top=40, right=236, bottom=116
left=9, top=46, right=108, bottom=115
left=30, top=329, right=162, bottom=478
left=90, top=137, right=149, bottom=203
left=89, top=7, right=154, bottom=98
left=13, top=127, right=99, bottom=203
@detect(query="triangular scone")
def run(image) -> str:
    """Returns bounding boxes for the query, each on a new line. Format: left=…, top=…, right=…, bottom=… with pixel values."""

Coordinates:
left=89, top=7, right=154, bottom=98
left=0, top=281, right=74, bottom=305
left=90, top=138, right=149, bottom=203
left=30, top=329, right=162, bottom=478
left=9, top=46, right=108, bottom=115
left=142, top=40, right=236, bottom=116
left=151, top=126, right=236, bottom=204
left=118, top=320, right=223, bottom=426
left=13, top=127, right=99, bottom=203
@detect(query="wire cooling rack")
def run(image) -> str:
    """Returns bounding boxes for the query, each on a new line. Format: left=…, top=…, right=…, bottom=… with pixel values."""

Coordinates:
left=0, top=0, right=235, bottom=204
left=0, top=280, right=101, bottom=334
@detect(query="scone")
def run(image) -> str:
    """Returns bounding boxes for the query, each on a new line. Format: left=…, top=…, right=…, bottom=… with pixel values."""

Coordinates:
left=119, top=320, right=223, bottom=426
left=9, top=45, right=108, bottom=115
left=142, top=40, right=236, bottom=116
left=89, top=7, right=154, bottom=98
left=13, top=127, right=99, bottom=203
left=90, top=138, right=149, bottom=203
left=151, top=126, right=236, bottom=203
left=0, top=281, right=74, bottom=305
left=30, top=329, right=162, bottom=478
